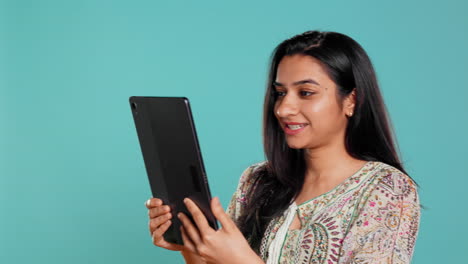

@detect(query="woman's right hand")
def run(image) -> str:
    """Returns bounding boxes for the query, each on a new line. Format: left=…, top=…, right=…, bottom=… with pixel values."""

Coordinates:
left=146, top=197, right=185, bottom=251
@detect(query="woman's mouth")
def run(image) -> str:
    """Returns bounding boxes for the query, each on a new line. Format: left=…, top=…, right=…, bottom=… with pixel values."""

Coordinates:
left=283, top=123, right=308, bottom=135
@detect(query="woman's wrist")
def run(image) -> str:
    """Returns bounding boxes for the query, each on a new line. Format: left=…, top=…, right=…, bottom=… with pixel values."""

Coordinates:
left=181, top=250, right=206, bottom=264
left=247, top=252, right=265, bottom=264
left=181, top=249, right=264, bottom=264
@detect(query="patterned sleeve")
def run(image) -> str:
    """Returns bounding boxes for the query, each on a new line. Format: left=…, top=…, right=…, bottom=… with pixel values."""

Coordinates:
left=340, top=171, right=420, bottom=264
left=225, top=162, right=264, bottom=226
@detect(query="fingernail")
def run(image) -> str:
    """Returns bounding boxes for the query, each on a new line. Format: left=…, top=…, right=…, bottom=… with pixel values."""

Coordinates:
left=177, top=213, right=182, bottom=218
left=183, top=198, right=188, bottom=203
left=146, top=200, right=151, bottom=207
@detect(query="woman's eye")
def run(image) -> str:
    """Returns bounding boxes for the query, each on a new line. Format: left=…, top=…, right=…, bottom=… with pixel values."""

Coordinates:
left=273, top=90, right=314, bottom=97
left=300, top=91, right=314, bottom=96
left=274, top=91, right=286, bottom=97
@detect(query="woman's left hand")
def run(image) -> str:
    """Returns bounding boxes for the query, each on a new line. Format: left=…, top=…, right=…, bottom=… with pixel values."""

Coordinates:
left=178, top=197, right=264, bottom=264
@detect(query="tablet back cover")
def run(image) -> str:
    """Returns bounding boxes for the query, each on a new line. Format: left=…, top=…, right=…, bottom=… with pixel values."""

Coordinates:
left=129, top=96, right=217, bottom=245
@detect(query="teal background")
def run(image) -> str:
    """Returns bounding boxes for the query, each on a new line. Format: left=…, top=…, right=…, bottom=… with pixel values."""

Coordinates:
left=1, top=0, right=467, bottom=263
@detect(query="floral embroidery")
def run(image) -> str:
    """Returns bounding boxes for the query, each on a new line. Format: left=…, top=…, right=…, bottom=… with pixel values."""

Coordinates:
left=226, top=161, right=420, bottom=264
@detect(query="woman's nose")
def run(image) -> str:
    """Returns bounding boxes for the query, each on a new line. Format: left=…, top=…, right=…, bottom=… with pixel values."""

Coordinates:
left=276, top=96, right=299, bottom=117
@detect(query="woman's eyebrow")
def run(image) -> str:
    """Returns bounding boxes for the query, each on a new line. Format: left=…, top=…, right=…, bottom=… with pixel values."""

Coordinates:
left=273, top=78, right=320, bottom=87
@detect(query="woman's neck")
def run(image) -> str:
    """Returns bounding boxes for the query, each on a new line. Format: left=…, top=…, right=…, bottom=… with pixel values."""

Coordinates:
left=303, top=144, right=364, bottom=184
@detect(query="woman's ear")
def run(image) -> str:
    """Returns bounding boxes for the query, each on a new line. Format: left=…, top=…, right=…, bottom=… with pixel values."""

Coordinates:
left=344, top=88, right=356, bottom=117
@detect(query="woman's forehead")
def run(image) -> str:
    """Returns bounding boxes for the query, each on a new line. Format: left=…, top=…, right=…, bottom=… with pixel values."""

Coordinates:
left=275, top=55, right=334, bottom=89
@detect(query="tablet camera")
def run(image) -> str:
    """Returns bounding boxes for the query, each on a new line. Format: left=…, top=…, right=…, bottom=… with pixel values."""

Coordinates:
left=131, top=102, right=138, bottom=115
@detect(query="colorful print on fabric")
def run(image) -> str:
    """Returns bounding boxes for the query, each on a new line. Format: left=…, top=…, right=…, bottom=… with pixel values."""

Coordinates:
left=226, top=161, right=420, bottom=264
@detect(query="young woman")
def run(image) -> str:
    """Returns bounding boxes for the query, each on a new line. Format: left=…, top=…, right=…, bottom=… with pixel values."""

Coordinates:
left=145, top=30, right=420, bottom=264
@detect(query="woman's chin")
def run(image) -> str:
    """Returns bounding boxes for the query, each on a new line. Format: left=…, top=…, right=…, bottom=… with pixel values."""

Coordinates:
left=285, top=141, right=307, bottom=149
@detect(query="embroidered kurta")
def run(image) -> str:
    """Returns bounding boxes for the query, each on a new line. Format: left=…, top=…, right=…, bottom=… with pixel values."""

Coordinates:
left=226, top=161, right=420, bottom=264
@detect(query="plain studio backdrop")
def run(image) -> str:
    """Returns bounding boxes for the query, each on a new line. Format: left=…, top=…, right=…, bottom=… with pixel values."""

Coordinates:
left=1, top=0, right=467, bottom=263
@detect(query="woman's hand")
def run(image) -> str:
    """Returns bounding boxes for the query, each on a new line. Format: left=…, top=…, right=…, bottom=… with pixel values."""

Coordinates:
left=146, top=198, right=186, bottom=251
left=145, top=198, right=209, bottom=263
left=178, top=197, right=264, bottom=264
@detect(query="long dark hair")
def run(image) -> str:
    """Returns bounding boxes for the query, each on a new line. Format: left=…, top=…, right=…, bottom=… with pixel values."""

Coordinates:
left=237, top=30, right=414, bottom=253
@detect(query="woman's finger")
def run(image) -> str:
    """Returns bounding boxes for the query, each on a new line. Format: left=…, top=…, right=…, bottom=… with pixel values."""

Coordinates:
left=180, top=226, right=197, bottom=253
left=178, top=212, right=203, bottom=245
left=146, top=198, right=162, bottom=209
left=148, top=213, right=172, bottom=234
left=183, top=198, right=213, bottom=235
left=152, top=220, right=172, bottom=245
left=150, top=220, right=185, bottom=251
left=210, top=197, right=236, bottom=232
left=148, top=205, right=171, bottom=218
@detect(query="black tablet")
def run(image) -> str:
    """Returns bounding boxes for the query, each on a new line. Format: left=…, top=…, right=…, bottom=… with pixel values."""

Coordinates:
left=129, top=96, right=218, bottom=245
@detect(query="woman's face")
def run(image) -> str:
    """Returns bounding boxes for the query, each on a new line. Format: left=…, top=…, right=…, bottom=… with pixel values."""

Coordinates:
left=273, top=54, right=354, bottom=150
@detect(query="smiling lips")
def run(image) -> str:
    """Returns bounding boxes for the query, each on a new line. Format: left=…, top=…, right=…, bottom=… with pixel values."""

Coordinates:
left=283, top=122, right=308, bottom=135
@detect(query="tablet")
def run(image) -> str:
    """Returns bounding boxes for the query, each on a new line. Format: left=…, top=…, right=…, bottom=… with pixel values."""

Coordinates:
left=129, top=96, right=218, bottom=245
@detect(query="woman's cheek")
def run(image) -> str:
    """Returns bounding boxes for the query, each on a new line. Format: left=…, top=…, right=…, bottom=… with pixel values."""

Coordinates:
left=304, top=99, right=327, bottom=116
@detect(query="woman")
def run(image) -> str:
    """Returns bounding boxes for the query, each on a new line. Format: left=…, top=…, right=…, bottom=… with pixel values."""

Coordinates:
left=145, top=30, right=420, bottom=264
